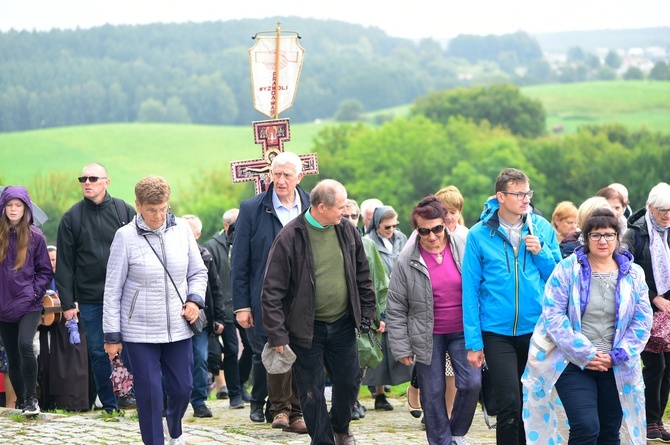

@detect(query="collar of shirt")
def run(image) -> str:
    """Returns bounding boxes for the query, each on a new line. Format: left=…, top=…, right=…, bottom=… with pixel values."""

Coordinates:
left=272, top=189, right=301, bottom=226
left=305, top=207, right=329, bottom=229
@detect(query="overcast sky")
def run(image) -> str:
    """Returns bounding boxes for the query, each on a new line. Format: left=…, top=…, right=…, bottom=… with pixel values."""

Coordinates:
left=1, top=0, right=668, bottom=39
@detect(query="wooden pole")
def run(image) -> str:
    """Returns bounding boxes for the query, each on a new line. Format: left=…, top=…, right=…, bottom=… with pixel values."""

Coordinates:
left=274, top=22, right=281, bottom=119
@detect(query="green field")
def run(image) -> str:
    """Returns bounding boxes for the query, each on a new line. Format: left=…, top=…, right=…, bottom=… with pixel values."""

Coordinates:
left=2, top=81, right=669, bottom=203
left=0, top=122, right=327, bottom=204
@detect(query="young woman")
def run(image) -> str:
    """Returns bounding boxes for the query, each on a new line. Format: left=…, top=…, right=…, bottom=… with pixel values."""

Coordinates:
left=0, top=186, right=52, bottom=415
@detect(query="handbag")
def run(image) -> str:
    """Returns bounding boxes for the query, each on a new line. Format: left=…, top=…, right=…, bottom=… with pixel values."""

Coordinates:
left=356, top=329, right=383, bottom=369
left=645, top=311, right=670, bottom=353
left=144, top=236, right=207, bottom=335
left=479, top=362, right=498, bottom=429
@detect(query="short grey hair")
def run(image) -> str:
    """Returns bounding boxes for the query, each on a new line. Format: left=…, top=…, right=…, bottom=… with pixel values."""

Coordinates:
left=310, top=179, right=345, bottom=208
left=223, top=208, right=239, bottom=225
left=271, top=151, right=303, bottom=174
left=360, top=198, right=383, bottom=218
left=647, top=182, right=670, bottom=209
left=182, top=214, right=202, bottom=234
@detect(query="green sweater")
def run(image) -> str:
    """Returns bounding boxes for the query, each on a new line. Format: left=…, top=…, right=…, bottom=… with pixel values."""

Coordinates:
left=305, top=219, right=348, bottom=323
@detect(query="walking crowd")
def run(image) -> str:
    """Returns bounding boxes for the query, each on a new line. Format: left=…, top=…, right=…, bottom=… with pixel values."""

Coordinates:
left=1, top=156, right=668, bottom=445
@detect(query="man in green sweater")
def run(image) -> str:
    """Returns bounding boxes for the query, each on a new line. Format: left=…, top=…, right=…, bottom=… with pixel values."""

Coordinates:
left=261, top=179, right=376, bottom=445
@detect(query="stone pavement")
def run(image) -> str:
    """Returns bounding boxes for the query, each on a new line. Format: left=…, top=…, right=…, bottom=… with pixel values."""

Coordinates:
left=0, top=395, right=497, bottom=444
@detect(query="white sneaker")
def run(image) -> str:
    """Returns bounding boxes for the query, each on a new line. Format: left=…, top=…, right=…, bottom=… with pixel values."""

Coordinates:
left=169, top=438, right=184, bottom=445
left=162, top=418, right=170, bottom=441
left=452, top=437, right=470, bottom=445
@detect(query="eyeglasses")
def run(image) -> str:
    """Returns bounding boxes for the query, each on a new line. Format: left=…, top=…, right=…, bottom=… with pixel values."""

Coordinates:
left=653, top=206, right=670, bottom=214
left=384, top=223, right=399, bottom=230
left=77, top=176, right=107, bottom=183
left=500, top=190, right=534, bottom=201
left=143, top=205, right=170, bottom=216
left=342, top=214, right=359, bottom=220
left=417, top=224, right=445, bottom=237
left=587, top=232, right=617, bottom=242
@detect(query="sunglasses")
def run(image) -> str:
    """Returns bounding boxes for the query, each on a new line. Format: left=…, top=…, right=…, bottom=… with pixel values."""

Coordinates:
left=77, top=176, right=107, bottom=183
left=342, top=214, right=359, bottom=220
left=417, top=224, right=445, bottom=237
left=383, top=223, right=399, bottom=230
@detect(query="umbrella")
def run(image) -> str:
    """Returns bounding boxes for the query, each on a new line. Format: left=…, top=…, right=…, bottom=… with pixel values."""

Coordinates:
left=0, top=185, right=49, bottom=227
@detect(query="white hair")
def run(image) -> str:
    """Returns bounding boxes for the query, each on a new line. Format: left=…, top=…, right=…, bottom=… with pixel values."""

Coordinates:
left=271, top=151, right=303, bottom=174
left=223, top=208, right=239, bottom=225
left=608, top=183, right=629, bottom=201
left=360, top=198, right=383, bottom=218
left=181, top=214, right=202, bottom=234
left=647, top=182, right=670, bottom=209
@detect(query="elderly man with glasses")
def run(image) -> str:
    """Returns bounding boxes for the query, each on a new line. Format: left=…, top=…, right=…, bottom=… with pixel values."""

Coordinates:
left=56, top=162, right=138, bottom=414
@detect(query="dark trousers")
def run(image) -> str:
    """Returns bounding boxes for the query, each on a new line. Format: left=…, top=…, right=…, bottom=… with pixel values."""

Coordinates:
left=417, top=332, right=481, bottom=445
left=221, top=321, right=241, bottom=399
left=126, top=339, right=193, bottom=445
left=292, top=315, right=360, bottom=445
left=245, top=327, right=269, bottom=413
left=555, top=362, right=622, bottom=445
left=0, top=311, right=41, bottom=404
left=483, top=332, right=531, bottom=445
left=641, top=350, right=670, bottom=424
left=236, top=321, right=253, bottom=386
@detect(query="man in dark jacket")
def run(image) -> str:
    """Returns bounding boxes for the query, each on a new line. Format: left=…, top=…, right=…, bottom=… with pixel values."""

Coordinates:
left=204, top=208, right=250, bottom=408
left=262, top=179, right=376, bottom=445
left=55, top=162, right=136, bottom=413
left=231, top=152, right=309, bottom=432
left=183, top=215, right=226, bottom=418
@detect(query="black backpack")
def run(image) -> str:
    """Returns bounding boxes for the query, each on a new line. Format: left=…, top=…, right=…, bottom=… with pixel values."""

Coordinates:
left=71, top=198, right=131, bottom=241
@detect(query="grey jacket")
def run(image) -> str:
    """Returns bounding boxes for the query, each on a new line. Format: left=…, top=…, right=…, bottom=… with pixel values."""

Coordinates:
left=386, top=225, right=467, bottom=365
left=103, top=214, right=207, bottom=344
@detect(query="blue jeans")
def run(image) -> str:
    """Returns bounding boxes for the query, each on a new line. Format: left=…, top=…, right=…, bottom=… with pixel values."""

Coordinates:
left=80, top=303, right=120, bottom=411
left=190, top=328, right=210, bottom=408
left=482, top=332, right=531, bottom=445
left=555, top=363, right=622, bottom=445
left=416, top=332, right=481, bottom=445
left=292, top=314, right=360, bottom=445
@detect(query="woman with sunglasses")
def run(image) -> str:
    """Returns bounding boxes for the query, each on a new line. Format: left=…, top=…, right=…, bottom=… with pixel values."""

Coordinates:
left=522, top=208, right=652, bottom=444
left=387, top=196, right=481, bottom=445
left=363, top=205, right=411, bottom=410
left=623, top=182, right=670, bottom=441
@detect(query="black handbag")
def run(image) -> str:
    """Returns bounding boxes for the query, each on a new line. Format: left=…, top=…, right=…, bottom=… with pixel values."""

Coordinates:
left=144, top=236, right=207, bottom=335
left=479, top=362, right=499, bottom=429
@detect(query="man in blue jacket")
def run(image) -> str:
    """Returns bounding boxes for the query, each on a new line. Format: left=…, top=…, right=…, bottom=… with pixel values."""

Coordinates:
left=231, top=152, right=308, bottom=433
left=462, top=168, right=560, bottom=445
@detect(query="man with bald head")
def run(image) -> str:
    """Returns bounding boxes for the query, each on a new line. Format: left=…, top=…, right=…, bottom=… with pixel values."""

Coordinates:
left=262, top=179, right=376, bottom=445
left=56, top=162, right=136, bottom=413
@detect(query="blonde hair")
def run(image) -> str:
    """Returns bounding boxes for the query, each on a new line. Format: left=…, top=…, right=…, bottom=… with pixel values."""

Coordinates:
left=435, top=185, right=465, bottom=226
left=551, top=201, right=578, bottom=230
left=577, top=197, right=611, bottom=227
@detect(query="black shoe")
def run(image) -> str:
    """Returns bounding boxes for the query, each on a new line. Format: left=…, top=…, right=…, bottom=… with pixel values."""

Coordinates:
left=241, top=386, right=251, bottom=402
left=193, top=405, right=212, bottom=418
left=250, top=407, right=265, bottom=422
left=351, top=405, right=360, bottom=420
left=118, top=394, right=137, bottom=410
left=229, top=396, right=245, bottom=409
left=354, top=400, right=366, bottom=418
left=22, top=396, right=40, bottom=416
left=216, top=386, right=229, bottom=400
left=374, top=394, right=394, bottom=411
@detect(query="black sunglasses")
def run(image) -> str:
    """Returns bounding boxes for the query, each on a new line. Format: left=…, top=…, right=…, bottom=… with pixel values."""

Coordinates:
left=417, top=224, right=445, bottom=237
left=384, top=223, right=399, bottom=230
left=77, top=176, right=107, bottom=183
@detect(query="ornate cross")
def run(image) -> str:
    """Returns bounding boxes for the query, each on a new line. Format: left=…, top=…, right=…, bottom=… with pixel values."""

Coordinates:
left=230, top=118, right=318, bottom=194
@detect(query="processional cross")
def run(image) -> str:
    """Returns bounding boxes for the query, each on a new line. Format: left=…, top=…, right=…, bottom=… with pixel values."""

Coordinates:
left=230, top=23, right=318, bottom=194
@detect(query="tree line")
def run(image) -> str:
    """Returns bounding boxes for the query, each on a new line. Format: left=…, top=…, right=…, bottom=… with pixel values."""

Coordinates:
left=2, top=19, right=668, bottom=133
left=20, top=84, right=670, bottom=242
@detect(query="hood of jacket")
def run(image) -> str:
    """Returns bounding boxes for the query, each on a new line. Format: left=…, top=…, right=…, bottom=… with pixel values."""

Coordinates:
left=627, top=207, right=647, bottom=234
left=366, top=205, right=395, bottom=234
left=0, top=186, right=34, bottom=225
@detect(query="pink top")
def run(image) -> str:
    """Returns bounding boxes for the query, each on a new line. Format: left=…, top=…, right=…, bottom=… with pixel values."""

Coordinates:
left=419, top=244, right=463, bottom=334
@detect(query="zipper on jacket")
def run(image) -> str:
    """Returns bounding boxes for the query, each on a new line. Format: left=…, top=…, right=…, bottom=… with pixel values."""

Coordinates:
left=513, top=256, right=520, bottom=335
left=158, top=234, right=172, bottom=343
left=128, top=289, right=140, bottom=322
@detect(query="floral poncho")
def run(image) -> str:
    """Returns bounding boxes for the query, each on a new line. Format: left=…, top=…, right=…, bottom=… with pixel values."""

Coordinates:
left=521, top=246, right=652, bottom=444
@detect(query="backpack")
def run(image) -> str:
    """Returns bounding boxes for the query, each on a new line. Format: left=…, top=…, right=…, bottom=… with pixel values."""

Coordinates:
left=71, top=198, right=130, bottom=242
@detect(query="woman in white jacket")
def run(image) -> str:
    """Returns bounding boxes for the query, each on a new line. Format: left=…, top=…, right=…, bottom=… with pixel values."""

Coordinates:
left=103, top=175, right=207, bottom=445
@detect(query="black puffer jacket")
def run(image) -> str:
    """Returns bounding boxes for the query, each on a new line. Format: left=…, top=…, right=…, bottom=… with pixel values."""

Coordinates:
left=623, top=208, right=669, bottom=305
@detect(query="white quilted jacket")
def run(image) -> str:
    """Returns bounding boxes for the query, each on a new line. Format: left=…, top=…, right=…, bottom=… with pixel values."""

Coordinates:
left=103, top=215, right=207, bottom=343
